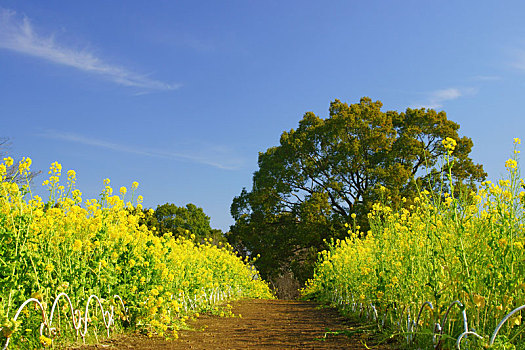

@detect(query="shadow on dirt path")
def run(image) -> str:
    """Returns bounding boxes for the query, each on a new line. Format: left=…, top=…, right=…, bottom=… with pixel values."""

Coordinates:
left=75, top=299, right=393, bottom=349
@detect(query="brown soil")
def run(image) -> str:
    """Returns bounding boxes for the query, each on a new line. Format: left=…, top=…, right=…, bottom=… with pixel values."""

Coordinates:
left=74, top=299, right=393, bottom=349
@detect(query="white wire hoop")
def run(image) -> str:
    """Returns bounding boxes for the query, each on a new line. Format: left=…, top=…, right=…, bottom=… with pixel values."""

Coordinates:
left=1, top=293, right=127, bottom=350
left=336, top=293, right=525, bottom=349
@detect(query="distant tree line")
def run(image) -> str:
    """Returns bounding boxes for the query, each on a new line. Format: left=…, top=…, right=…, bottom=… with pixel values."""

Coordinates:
left=140, top=202, right=227, bottom=244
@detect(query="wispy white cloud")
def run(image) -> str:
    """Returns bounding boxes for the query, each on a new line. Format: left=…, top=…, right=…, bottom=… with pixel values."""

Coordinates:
left=39, top=130, right=243, bottom=170
left=413, top=87, right=477, bottom=109
left=0, top=8, right=179, bottom=91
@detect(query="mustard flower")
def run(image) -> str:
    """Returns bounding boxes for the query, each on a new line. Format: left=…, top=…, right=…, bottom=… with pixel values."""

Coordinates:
left=3, top=157, right=13, bottom=167
left=505, top=158, right=518, bottom=170
left=442, top=137, right=457, bottom=155
left=73, top=239, right=82, bottom=252
left=18, top=157, right=32, bottom=173
left=49, top=161, right=62, bottom=174
left=40, top=335, right=52, bottom=347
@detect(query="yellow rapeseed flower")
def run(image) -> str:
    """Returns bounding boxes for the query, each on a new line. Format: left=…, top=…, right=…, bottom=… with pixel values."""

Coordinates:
left=3, top=157, right=13, bottom=167
left=49, top=161, right=62, bottom=174
left=73, top=239, right=82, bottom=252
left=39, top=335, right=52, bottom=347
left=442, top=137, right=457, bottom=155
left=18, top=157, right=32, bottom=173
left=511, top=314, right=522, bottom=327
left=505, top=158, right=518, bottom=170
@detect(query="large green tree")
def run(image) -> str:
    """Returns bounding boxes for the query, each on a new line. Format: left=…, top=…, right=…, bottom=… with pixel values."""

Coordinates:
left=229, top=97, right=486, bottom=285
left=150, top=203, right=212, bottom=239
left=139, top=203, right=227, bottom=243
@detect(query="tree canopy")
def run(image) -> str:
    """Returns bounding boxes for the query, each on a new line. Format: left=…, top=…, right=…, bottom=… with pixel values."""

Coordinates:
left=155, top=203, right=210, bottom=238
left=229, top=97, right=486, bottom=284
left=140, top=203, right=210, bottom=239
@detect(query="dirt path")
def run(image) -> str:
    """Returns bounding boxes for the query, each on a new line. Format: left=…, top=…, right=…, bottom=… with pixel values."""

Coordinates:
left=77, top=299, right=392, bottom=349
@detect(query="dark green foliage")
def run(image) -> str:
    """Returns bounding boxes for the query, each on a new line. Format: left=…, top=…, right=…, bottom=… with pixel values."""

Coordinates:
left=229, top=97, right=486, bottom=285
left=140, top=203, right=227, bottom=243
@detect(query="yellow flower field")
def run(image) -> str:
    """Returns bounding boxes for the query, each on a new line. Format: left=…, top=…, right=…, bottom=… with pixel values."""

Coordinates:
left=0, top=158, right=273, bottom=349
left=304, top=139, right=525, bottom=349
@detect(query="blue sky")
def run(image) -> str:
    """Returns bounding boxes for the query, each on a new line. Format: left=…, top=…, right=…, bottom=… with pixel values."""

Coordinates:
left=1, top=1, right=525, bottom=231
